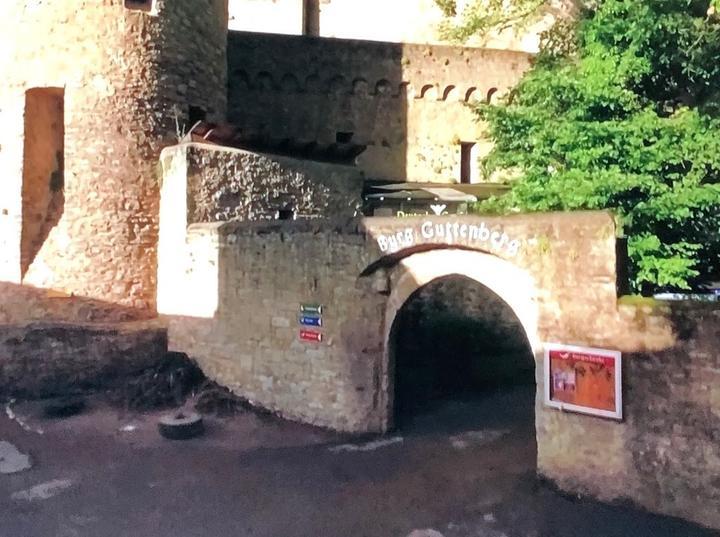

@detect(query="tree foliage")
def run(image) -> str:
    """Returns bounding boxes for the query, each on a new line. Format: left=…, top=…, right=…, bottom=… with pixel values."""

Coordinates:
left=435, top=0, right=548, bottom=42
left=473, top=0, right=720, bottom=293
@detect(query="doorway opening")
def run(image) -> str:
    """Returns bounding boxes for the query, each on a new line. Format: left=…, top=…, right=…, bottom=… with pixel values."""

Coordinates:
left=389, top=274, right=535, bottom=434
left=21, top=87, right=65, bottom=278
left=460, top=142, right=477, bottom=184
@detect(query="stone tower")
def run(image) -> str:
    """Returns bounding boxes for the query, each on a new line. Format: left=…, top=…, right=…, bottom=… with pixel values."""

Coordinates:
left=0, top=0, right=228, bottom=312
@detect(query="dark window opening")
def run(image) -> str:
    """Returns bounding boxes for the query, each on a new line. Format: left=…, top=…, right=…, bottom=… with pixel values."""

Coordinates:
left=125, top=0, right=153, bottom=12
left=460, top=142, right=476, bottom=184
left=189, top=106, right=207, bottom=125
left=277, top=208, right=296, bottom=221
left=21, top=88, right=65, bottom=278
left=336, top=131, right=354, bottom=144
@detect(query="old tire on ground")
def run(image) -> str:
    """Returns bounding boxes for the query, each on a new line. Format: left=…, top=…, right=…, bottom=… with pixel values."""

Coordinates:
left=158, top=412, right=204, bottom=440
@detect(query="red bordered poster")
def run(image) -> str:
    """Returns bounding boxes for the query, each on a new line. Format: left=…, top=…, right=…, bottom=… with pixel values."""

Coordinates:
left=544, top=343, right=622, bottom=420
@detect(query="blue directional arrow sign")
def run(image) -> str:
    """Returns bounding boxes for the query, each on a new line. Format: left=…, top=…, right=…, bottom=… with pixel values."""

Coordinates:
left=299, top=315, right=322, bottom=327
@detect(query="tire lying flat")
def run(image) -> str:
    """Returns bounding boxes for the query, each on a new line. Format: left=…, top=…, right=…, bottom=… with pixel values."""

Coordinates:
left=158, top=412, right=205, bottom=440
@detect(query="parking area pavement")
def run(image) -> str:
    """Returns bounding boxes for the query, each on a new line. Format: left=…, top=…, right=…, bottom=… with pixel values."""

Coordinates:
left=0, top=388, right=716, bottom=537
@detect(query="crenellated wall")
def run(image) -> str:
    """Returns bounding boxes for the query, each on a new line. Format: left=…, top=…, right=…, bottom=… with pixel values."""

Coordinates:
left=228, top=31, right=532, bottom=183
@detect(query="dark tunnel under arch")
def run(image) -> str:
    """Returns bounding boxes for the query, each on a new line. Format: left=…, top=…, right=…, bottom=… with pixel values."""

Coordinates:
left=387, top=273, right=536, bottom=431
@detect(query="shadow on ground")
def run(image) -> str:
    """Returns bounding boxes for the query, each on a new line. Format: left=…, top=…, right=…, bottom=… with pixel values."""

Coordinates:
left=0, top=388, right=716, bottom=537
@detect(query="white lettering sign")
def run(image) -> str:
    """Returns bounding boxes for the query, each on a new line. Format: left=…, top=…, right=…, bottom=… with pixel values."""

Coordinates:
left=375, top=220, right=521, bottom=257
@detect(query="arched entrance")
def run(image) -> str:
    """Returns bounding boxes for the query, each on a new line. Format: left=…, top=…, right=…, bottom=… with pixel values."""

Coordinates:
left=390, top=274, right=536, bottom=430
left=382, top=249, right=541, bottom=434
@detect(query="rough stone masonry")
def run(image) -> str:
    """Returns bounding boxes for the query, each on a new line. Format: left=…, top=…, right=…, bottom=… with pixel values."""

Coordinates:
left=0, top=0, right=228, bottom=311
left=157, top=190, right=720, bottom=529
left=0, top=1, right=718, bottom=532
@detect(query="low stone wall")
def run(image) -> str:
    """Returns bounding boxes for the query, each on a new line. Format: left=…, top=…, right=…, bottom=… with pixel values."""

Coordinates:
left=162, top=220, right=387, bottom=432
left=0, top=281, right=168, bottom=398
left=0, top=320, right=167, bottom=399
left=0, top=282, right=155, bottom=325
left=161, top=143, right=364, bottom=224
left=537, top=301, right=720, bottom=530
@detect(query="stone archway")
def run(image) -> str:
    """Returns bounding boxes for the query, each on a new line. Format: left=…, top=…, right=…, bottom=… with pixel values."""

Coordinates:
left=379, top=249, right=541, bottom=430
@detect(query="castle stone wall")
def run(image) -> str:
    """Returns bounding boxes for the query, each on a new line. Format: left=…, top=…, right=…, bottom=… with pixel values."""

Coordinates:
left=227, top=32, right=532, bottom=182
left=537, top=302, right=720, bottom=530
left=161, top=212, right=621, bottom=432
left=164, top=221, right=387, bottom=432
left=158, top=206, right=720, bottom=529
left=0, top=0, right=228, bottom=313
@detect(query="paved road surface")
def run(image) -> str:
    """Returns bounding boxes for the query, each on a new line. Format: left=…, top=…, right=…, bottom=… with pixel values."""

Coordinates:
left=1, top=387, right=716, bottom=537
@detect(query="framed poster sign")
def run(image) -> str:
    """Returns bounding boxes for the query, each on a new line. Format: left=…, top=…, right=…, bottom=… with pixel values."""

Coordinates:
left=544, top=343, right=622, bottom=420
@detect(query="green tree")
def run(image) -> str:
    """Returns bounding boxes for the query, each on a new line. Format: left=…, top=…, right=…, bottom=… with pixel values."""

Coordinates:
left=472, top=0, right=720, bottom=293
left=435, top=0, right=549, bottom=42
